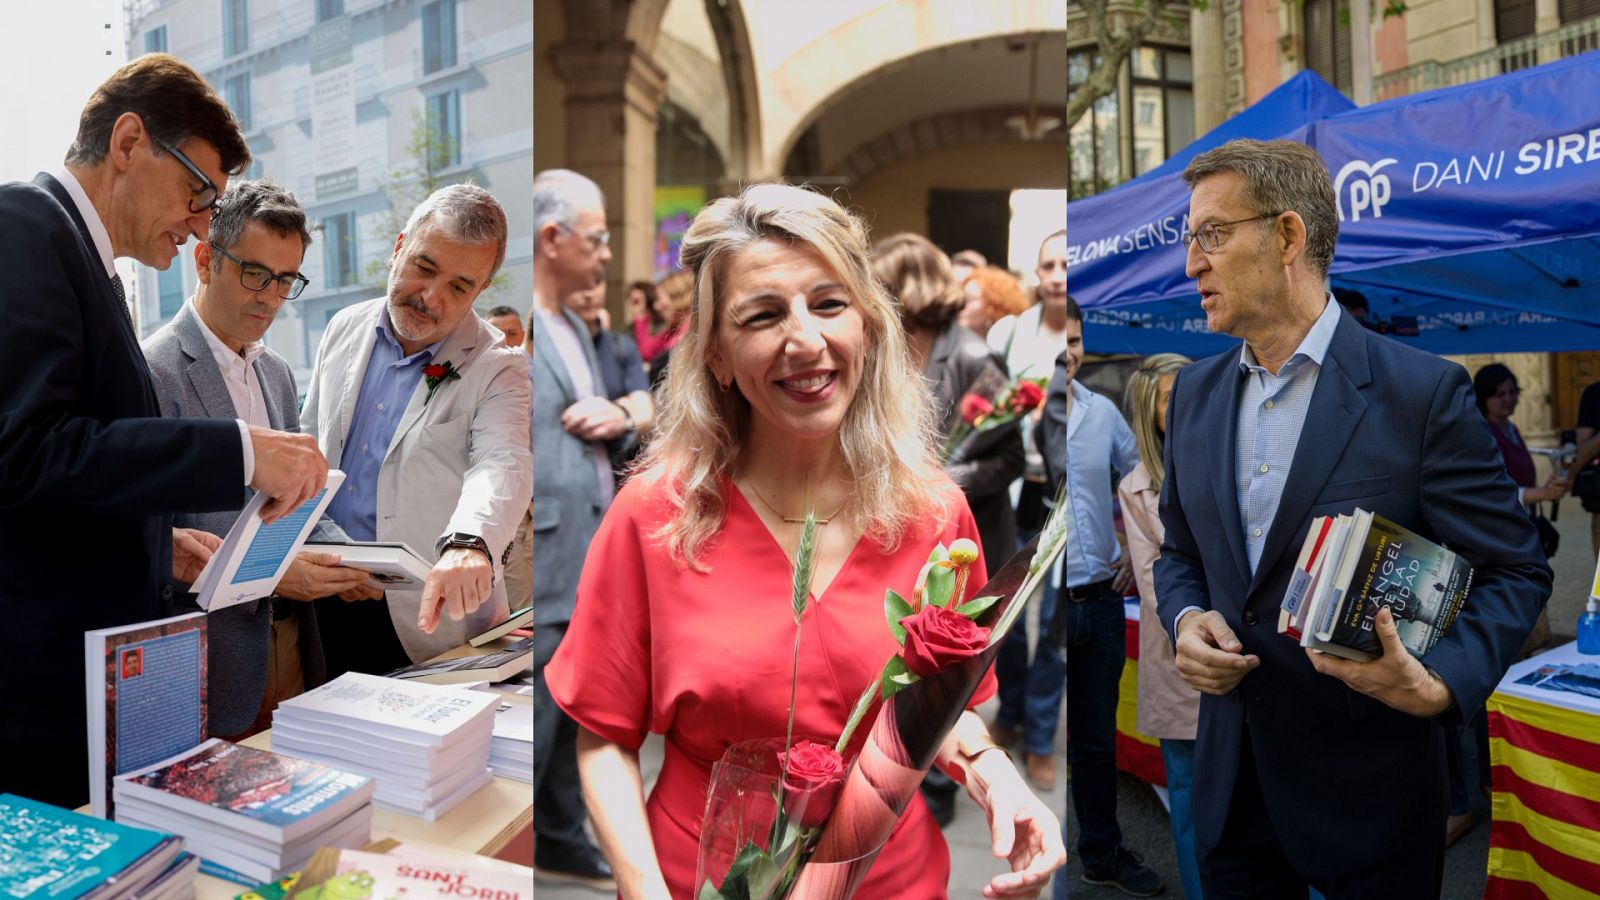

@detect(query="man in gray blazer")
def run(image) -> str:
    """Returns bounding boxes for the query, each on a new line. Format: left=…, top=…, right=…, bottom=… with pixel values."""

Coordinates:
left=529, top=169, right=620, bottom=886
left=143, top=181, right=370, bottom=738
left=300, top=184, right=532, bottom=676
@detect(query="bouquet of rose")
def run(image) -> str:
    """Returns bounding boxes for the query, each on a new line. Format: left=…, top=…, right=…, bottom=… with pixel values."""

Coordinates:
left=696, top=485, right=1071, bottom=899
left=942, top=367, right=1048, bottom=464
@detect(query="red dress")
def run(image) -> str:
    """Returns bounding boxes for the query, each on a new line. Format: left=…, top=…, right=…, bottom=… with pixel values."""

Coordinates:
left=547, top=475, right=997, bottom=899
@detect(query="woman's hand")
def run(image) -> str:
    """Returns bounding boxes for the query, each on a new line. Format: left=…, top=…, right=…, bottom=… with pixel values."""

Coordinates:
left=972, top=749, right=1067, bottom=897
left=1527, top=475, right=1568, bottom=504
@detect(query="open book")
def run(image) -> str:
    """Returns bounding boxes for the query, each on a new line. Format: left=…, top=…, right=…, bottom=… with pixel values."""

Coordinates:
left=191, top=471, right=346, bottom=612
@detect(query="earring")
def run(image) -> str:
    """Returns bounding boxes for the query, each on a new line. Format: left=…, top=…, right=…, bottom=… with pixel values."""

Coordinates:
left=718, top=378, right=732, bottom=393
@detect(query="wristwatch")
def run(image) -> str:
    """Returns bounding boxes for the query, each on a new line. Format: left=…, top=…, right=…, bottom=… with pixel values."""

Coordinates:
left=436, top=532, right=491, bottom=564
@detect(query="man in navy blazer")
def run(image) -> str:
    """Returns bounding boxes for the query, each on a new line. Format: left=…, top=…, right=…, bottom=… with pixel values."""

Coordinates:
left=0, top=55, right=327, bottom=807
left=1153, top=139, right=1549, bottom=898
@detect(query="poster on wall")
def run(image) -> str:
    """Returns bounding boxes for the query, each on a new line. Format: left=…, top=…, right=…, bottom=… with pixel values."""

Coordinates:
left=654, top=186, right=705, bottom=279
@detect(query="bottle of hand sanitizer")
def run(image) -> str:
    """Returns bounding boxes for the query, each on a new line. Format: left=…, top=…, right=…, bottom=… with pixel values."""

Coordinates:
left=1582, top=553, right=1600, bottom=655
left=1581, top=597, right=1600, bottom=655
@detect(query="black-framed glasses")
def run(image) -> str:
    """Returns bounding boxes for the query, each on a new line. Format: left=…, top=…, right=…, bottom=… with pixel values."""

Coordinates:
left=556, top=221, right=611, bottom=249
left=157, top=141, right=220, bottom=214
left=1181, top=213, right=1283, bottom=254
left=210, top=242, right=310, bottom=299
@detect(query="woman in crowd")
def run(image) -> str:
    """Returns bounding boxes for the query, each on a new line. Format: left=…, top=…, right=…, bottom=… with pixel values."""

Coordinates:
left=873, top=234, right=1023, bottom=595
left=547, top=184, right=1064, bottom=899
left=957, top=265, right=1031, bottom=342
left=873, top=232, right=1025, bottom=826
left=643, top=269, right=694, bottom=381
left=628, top=280, right=678, bottom=365
left=1117, top=353, right=1202, bottom=900
left=1474, top=363, right=1568, bottom=515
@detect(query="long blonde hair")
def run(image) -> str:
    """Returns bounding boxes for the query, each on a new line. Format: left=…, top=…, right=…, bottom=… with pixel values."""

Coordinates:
left=636, top=183, right=946, bottom=568
left=1123, top=353, right=1191, bottom=493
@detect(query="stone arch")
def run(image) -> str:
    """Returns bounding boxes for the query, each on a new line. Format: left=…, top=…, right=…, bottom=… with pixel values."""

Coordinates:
left=832, top=106, right=1069, bottom=187
left=703, top=0, right=762, bottom=180
left=762, top=1, right=1068, bottom=173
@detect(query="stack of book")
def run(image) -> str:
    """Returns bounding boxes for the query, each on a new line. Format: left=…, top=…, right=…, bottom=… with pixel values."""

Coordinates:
left=111, top=740, right=374, bottom=886
left=271, top=673, right=498, bottom=820
left=1279, top=508, right=1473, bottom=661
left=0, top=794, right=195, bottom=900
left=487, top=701, right=532, bottom=783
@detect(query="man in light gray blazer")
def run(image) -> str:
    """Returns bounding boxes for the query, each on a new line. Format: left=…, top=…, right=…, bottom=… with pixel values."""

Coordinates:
left=528, top=169, right=621, bottom=886
left=143, top=181, right=369, bottom=738
left=300, top=184, right=532, bottom=676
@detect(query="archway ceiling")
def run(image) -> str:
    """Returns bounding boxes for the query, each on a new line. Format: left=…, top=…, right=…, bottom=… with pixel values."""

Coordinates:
left=804, top=34, right=1067, bottom=173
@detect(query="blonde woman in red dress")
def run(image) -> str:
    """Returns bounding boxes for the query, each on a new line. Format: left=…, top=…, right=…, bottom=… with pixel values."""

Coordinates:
left=547, top=184, right=1065, bottom=899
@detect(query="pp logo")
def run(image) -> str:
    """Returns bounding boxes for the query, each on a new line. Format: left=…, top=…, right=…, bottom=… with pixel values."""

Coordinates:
left=1333, top=158, right=1398, bottom=222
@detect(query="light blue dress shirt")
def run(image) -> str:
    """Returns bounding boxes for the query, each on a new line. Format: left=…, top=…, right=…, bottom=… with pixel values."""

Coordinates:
left=1172, top=294, right=1341, bottom=637
left=326, top=306, right=446, bottom=542
left=1059, top=379, right=1141, bottom=588
left=1235, top=295, right=1341, bottom=575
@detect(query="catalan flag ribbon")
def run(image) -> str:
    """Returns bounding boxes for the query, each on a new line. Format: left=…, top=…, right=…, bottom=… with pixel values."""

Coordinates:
left=1485, top=643, right=1600, bottom=899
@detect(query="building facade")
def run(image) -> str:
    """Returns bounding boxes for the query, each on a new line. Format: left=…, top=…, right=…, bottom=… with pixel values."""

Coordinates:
left=124, top=0, right=532, bottom=384
left=1071, top=0, right=1600, bottom=441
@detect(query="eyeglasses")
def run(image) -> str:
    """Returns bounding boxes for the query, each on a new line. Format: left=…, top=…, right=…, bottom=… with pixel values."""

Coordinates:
left=209, top=242, right=310, bottom=300
left=158, top=141, right=220, bottom=215
left=556, top=221, right=610, bottom=249
left=1181, top=213, right=1283, bottom=254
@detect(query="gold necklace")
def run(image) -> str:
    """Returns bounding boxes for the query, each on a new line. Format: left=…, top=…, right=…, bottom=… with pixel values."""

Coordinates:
left=741, top=478, right=848, bottom=525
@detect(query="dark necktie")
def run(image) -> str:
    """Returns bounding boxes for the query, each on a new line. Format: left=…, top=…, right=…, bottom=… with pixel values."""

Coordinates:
left=110, top=273, right=133, bottom=331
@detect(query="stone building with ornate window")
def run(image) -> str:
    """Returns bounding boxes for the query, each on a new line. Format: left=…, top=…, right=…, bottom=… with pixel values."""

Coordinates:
left=1072, top=0, right=1600, bottom=445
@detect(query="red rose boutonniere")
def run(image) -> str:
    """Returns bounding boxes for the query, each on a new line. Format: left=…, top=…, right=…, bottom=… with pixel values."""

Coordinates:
left=422, top=360, right=461, bottom=405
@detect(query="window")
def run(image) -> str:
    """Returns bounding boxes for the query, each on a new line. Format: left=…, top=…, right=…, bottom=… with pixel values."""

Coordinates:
left=1130, top=47, right=1194, bottom=178
left=223, top=0, right=249, bottom=57
left=316, top=0, right=344, bottom=22
left=224, top=73, right=252, bottom=133
left=425, top=90, right=461, bottom=171
left=422, top=0, right=458, bottom=74
left=1069, top=51, right=1118, bottom=200
left=157, top=265, right=184, bottom=321
left=144, top=26, right=166, bottom=54
left=1560, top=0, right=1600, bottom=55
left=1496, top=0, right=1539, bottom=70
left=1069, top=47, right=1193, bottom=198
left=323, top=212, right=357, bottom=288
left=1303, top=0, right=1352, bottom=93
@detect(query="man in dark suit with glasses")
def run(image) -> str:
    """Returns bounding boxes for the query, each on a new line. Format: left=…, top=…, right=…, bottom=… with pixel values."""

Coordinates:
left=0, top=54, right=328, bottom=807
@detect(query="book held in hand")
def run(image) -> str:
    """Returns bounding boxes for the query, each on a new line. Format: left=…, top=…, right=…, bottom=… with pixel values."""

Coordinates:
left=192, top=472, right=347, bottom=612
left=299, top=540, right=430, bottom=591
left=1278, top=509, right=1472, bottom=662
left=85, top=613, right=208, bottom=819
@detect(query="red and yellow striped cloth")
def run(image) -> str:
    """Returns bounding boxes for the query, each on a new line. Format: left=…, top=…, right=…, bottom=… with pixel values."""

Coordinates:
left=1485, top=690, right=1600, bottom=898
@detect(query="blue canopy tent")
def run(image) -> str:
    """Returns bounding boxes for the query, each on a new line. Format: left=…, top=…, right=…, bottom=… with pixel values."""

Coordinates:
left=1069, top=52, right=1600, bottom=357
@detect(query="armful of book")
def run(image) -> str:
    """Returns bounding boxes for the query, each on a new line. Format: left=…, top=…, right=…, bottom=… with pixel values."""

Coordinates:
left=1306, top=606, right=1457, bottom=717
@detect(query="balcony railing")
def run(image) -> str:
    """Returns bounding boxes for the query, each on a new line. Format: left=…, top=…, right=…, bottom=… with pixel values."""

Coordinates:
left=1374, top=16, right=1600, bottom=100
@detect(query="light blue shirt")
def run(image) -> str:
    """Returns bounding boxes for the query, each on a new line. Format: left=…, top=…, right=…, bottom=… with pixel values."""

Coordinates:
left=1173, top=294, right=1341, bottom=638
left=1059, top=379, right=1140, bottom=588
left=326, top=306, right=446, bottom=541
left=1235, top=295, right=1341, bottom=574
